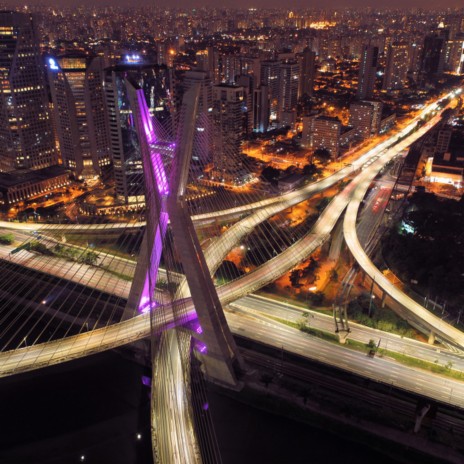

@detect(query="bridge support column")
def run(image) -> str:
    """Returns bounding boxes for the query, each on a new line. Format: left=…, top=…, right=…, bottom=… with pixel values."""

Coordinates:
left=337, top=331, right=349, bottom=344
left=381, top=291, right=387, bottom=308
left=128, top=81, right=244, bottom=389
left=428, top=331, right=435, bottom=345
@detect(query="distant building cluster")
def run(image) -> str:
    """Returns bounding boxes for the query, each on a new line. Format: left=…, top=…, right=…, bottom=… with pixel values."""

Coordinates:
left=0, top=7, right=463, bottom=208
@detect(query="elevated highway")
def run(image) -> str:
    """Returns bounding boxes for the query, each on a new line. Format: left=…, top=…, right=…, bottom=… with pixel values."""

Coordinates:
left=0, top=92, right=451, bottom=378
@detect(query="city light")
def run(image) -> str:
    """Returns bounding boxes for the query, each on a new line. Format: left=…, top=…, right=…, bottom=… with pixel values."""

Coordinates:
left=1, top=7, right=464, bottom=464
left=124, top=53, right=142, bottom=64
left=48, top=57, right=59, bottom=71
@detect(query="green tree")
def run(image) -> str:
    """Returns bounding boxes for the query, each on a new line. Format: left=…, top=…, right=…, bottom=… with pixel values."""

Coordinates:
left=0, top=233, right=14, bottom=245
left=28, top=240, right=52, bottom=255
left=79, top=250, right=99, bottom=266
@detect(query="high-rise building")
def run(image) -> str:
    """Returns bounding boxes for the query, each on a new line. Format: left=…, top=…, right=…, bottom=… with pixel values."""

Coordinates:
left=349, top=101, right=383, bottom=139
left=253, top=86, right=270, bottom=133
left=383, top=42, right=409, bottom=91
left=105, top=61, right=172, bottom=204
left=420, top=32, right=447, bottom=82
left=356, top=45, right=379, bottom=100
left=278, top=60, right=299, bottom=125
left=311, top=116, right=342, bottom=159
left=301, top=114, right=317, bottom=148
left=85, top=57, right=112, bottom=174
left=182, top=70, right=213, bottom=165
left=0, top=11, right=56, bottom=172
left=408, top=41, right=424, bottom=82
left=436, top=128, right=452, bottom=155
left=48, top=54, right=110, bottom=179
left=444, top=35, right=464, bottom=74
left=260, top=60, right=280, bottom=122
left=298, top=47, right=316, bottom=98
left=212, top=84, right=245, bottom=183
left=236, top=75, right=254, bottom=135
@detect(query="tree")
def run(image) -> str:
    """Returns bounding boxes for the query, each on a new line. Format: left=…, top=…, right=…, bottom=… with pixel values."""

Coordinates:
left=330, top=269, right=339, bottom=282
left=0, top=233, right=14, bottom=245
left=289, top=269, right=302, bottom=288
left=261, top=166, right=280, bottom=184
left=308, top=291, right=324, bottom=306
left=28, top=240, right=52, bottom=255
left=303, top=257, right=319, bottom=277
left=314, top=148, right=331, bottom=164
left=79, top=250, right=99, bottom=266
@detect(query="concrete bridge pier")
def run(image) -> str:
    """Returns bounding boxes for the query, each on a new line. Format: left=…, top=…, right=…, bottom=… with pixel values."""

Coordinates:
left=381, top=291, right=387, bottom=308
left=337, top=331, right=350, bottom=344
left=428, top=331, right=436, bottom=345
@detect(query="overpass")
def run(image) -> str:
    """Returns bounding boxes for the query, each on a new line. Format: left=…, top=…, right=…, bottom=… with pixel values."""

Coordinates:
left=0, top=90, right=457, bottom=378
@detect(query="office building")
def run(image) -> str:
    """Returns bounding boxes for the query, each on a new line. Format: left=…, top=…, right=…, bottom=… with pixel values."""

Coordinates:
left=278, top=60, right=299, bottom=125
left=311, top=116, right=342, bottom=158
left=356, top=45, right=378, bottom=100
left=212, top=84, right=246, bottom=183
left=0, top=11, right=56, bottom=172
left=260, top=60, right=280, bottom=121
left=420, top=32, right=447, bottom=81
left=349, top=100, right=383, bottom=139
left=252, top=86, right=270, bottom=133
left=383, top=42, right=409, bottom=91
left=48, top=54, right=111, bottom=179
left=298, top=47, right=316, bottom=98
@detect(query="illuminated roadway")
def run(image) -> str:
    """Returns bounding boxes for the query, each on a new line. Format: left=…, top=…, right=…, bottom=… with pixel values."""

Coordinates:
left=226, top=308, right=464, bottom=407
left=0, top=88, right=462, bottom=434
left=0, top=87, right=461, bottom=464
left=234, top=294, right=464, bottom=371
left=343, top=108, right=464, bottom=349
left=0, top=91, right=456, bottom=369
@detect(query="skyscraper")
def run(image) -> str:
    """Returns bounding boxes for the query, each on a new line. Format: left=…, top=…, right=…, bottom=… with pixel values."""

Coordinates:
left=278, top=59, right=299, bottom=126
left=48, top=54, right=110, bottom=179
left=383, top=42, right=409, bottom=91
left=349, top=101, right=383, bottom=140
left=253, top=86, right=270, bottom=133
left=311, top=116, right=342, bottom=159
left=298, top=47, right=316, bottom=98
left=0, top=11, right=56, bottom=172
left=212, top=84, right=245, bottom=183
left=356, top=45, right=379, bottom=100
left=182, top=70, right=213, bottom=165
left=420, top=32, right=447, bottom=82
left=260, top=60, right=280, bottom=122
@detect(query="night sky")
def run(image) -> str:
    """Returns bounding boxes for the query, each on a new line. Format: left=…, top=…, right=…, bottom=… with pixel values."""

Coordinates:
left=13, top=0, right=464, bottom=9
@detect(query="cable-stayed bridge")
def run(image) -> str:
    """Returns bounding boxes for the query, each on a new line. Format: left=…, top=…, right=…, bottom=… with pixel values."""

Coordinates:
left=0, top=84, right=462, bottom=462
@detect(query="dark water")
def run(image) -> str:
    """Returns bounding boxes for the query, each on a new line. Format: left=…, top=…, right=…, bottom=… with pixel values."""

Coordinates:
left=0, top=350, right=403, bottom=464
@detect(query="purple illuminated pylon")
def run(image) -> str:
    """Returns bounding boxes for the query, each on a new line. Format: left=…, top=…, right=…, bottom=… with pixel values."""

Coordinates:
left=135, top=91, right=170, bottom=313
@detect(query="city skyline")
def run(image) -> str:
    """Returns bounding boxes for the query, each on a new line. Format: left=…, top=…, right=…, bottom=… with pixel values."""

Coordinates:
left=0, top=4, right=462, bottom=463
left=3, top=1, right=464, bottom=9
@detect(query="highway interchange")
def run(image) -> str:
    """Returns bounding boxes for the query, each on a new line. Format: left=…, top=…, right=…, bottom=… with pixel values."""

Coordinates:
left=0, top=88, right=462, bottom=410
